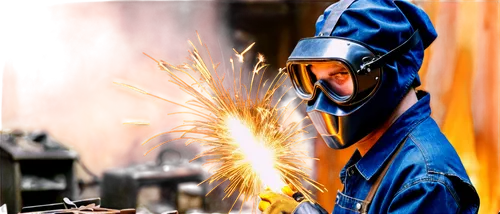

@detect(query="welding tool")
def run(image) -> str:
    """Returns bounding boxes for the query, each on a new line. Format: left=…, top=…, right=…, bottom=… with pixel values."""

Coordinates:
left=281, top=185, right=305, bottom=203
left=63, top=197, right=78, bottom=209
left=20, top=197, right=150, bottom=214
left=292, top=192, right=305, bottom=203
left=21, top=198, right=101, bottom=213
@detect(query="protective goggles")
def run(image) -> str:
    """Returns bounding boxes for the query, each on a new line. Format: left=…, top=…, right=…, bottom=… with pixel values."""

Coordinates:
left=286, top=30, right=421, bottom=106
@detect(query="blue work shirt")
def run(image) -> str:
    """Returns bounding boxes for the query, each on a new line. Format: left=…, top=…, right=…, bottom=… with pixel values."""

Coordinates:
left=332, top=91, right=479, bottom=213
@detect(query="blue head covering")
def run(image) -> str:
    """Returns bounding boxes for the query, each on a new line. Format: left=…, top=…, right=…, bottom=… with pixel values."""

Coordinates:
left=315, top=0, right=437, bottom=89
left=306, top=0, right=438, bottom=149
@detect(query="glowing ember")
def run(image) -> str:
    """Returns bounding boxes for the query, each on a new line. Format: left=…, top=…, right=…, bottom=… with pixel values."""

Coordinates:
left=116, top=32, right=326, bottom=212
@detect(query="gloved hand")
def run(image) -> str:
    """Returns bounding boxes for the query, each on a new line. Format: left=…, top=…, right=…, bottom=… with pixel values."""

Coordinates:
left=258, top=186, right=299, bottom=214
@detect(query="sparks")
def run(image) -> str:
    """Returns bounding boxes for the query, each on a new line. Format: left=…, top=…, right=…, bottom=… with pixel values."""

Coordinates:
left=122, top=121, right=150, bottom=125
left=113, top=81, right=149, bottom=94
left=117, top=32, right=326, bottom=212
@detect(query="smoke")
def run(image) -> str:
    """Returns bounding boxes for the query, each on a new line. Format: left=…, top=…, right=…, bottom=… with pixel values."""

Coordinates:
left=1, top=1, right=232, bottom=176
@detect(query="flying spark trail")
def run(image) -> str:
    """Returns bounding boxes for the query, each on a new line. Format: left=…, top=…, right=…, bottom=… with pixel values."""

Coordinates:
left=116, top=32, right=327, bottom=212
left=122, top=121, right=150, bottom=125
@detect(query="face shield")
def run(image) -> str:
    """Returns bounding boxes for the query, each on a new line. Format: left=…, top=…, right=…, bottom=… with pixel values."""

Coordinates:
left=290, top=0, right=434, bottom=150
left=286, top=31, right=422, bottom=149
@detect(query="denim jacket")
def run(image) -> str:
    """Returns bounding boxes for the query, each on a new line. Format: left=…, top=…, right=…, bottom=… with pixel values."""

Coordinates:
left=294, top=91, right=480, bottom=214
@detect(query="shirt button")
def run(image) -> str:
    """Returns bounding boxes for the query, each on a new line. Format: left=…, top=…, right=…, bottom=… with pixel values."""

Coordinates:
left=355, top=203, right=362, bottom=211
left=348, top=168, right=354, bottom=176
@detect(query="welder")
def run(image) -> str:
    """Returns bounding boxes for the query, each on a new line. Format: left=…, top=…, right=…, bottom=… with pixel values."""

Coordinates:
left=259, top=0, right=480, bottom=213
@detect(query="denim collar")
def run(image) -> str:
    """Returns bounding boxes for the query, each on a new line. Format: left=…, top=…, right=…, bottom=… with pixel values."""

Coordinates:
left=340, top=90, right=432, bottom=182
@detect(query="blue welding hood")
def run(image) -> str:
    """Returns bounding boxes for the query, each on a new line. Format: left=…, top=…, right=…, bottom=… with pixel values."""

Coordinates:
left=286, top=0, right=438, bottom=149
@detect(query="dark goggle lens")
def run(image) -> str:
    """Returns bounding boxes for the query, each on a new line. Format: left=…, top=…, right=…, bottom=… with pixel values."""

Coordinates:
left=288, top=63, right=316, bottom=97
left=288, top=62, right=354, bottom=100
left=287, top=61, right=381, bottom=106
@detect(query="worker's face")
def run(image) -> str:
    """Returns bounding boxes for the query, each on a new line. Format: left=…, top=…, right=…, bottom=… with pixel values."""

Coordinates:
left=310, top=63, right=354, bottom=97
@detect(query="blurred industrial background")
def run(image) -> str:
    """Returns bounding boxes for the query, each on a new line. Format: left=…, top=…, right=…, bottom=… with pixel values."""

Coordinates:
left=0, top=1, right=498, bottom=214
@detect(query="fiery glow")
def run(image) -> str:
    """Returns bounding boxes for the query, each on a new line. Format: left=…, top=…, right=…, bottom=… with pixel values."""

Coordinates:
left=117, top=33, right=326, bottom=212
left=225, top=116, right=283, bottom=191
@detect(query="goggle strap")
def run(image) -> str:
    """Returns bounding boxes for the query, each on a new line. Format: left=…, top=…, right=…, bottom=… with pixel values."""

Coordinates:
left=359, top=30, right=421, bottom=74
left=318, top=0, right=356, bottom=37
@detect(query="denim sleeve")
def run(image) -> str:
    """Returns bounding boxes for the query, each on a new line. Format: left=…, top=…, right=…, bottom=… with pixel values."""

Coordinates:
left=388, top=178, right=460, bottom=213
left=292, top=201, right=329, bottom=214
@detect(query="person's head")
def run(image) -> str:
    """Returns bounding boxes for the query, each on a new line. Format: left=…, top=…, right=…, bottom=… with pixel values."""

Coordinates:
left=286, top=0, right=438, bottom=149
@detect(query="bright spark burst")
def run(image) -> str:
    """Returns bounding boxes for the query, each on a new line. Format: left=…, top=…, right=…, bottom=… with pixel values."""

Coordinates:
left=116, top=32, right=326, bottom=212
